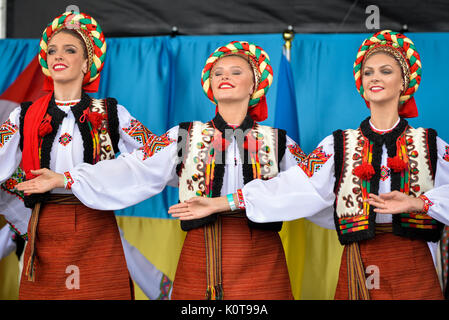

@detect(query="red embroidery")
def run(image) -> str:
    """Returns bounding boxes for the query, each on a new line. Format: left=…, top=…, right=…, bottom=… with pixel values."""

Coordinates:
left=0, top=119, right=19, bottom=147
left=288, top=144, right=332, bottom=177
left=58, top=133, right=73, bottom=146
left=64, top=171, right=75, bottom=190
left=140, top=132, right=175, bottom=161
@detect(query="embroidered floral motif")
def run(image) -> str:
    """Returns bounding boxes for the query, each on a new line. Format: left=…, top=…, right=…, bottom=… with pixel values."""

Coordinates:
left=58, top=132, right=73, bottom=146
left=443, top=146, right=449, bottom=162
left=0, top=167, right=25, bottom=200
left=0, top=119, right=18, bottom=148
left=123, top=119, right=154, bottom=145
left=380, top=165, right=390, bottom=181
left=289, top=144, right=332, bottom=177
left=140, top=132, right=175, bottom=161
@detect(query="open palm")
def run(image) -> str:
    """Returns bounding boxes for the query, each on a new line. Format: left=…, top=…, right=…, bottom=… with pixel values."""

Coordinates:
left=16, top=168, right=64, bottom=194
left=168, top=197, right=222, bottom=220
left=367, top=191, right=424, bottom=214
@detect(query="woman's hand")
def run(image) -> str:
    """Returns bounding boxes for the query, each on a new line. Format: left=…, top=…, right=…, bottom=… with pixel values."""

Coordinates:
left=367, top=191, right=424, bottom=214
left=168, top=196, right=229, bottom=220
left=16, top=169, right=65, bottom=194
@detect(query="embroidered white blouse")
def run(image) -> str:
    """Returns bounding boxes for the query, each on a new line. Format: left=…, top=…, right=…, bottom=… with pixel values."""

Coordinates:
left=0, top=100, right=150, bottom=234
left=62, top=124, right=308, bottom=223
left=242, top=121, right=449, bottom=229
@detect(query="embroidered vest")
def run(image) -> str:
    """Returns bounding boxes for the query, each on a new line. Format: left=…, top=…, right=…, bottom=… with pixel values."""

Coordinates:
left=176, top=113, right=286, bottom=231
left=333, top=118, right=443, bottom=245
left=19, top=92, right=120, bottom=208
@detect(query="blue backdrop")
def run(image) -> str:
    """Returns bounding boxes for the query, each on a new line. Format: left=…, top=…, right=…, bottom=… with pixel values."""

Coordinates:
left=1, top=32, right=448, bottom=218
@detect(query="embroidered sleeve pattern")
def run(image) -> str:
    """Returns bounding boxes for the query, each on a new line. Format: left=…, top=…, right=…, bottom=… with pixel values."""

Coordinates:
left=418, top=194, right=434, bottom=213
left=122, top=119, right=154, bottom=146
left=236, top=189, right=246, bottom=210
left=0, top=119, right=19, bottom=148
left=140, top=132, right=175, bottom=161
left=156, top=274, right=173, bottom=300
left=63, top=171, right=75, bottom=190
left=288, top=144, right=332, bottom=177
left=0, top=167, right=25, bottom=200
left=443, top=145, right=449, bottom=162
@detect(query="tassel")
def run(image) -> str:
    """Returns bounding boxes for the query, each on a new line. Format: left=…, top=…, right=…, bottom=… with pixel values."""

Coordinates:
left=25, top=255, right=36, bottom=282
left=38, top=117, right=53, bottom=137
left=353, top=162, right=375, bottom=181
left=88, top=112, right=105, bottom=130
left=205, top=285, right=223, bottom=300
left=243, top=133, right=261, bottom=153
left=387, top=155, right=408, bottom=172
left=216, top=284, right=224, bottom=300
left=25, top=202, right=41, bottom=282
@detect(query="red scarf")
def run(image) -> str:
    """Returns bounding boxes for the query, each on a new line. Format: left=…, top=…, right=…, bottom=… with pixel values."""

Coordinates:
left=21, top=93, right=53, bottom=180
left=22, top=74, right=101, bottom=180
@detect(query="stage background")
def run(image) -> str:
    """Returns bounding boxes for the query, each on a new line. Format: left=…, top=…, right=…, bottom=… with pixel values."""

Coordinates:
left=1, top=30, right=449, bottom=299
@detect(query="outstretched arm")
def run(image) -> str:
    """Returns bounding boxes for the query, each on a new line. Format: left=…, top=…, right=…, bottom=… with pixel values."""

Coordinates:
left=19, top=127, right=179, bottom=211
left=170, top=135, right=337, bottom=228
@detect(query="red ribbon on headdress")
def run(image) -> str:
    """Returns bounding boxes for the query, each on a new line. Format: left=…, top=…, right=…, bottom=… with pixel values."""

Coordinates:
left=215, top=96, right=268, bottom=123
left=43, top=75, right=101, bottom=93
left=248, top=96, right=268, bottom=122
left=364, top=97, right=418, bottom=118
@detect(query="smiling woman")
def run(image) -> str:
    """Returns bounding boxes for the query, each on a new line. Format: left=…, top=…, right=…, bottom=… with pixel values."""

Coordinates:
left=46, top=30, right=88, bottom=98
left=168, top=30, right=448, bottom=300
left=0, top=11, right=159, bottom=300
left=16, top=41, right=303, bottom=300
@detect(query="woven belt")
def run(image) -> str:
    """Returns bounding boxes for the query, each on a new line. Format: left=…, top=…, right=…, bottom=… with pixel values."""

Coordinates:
left=375, top=223, right=393, bottom=234
left=203, top=209, right=247, bottom=300
left=25, top=193, right=81, bottom=281
left=347, top=223, right=393, bottom=300
left=221, top=209, right=246, bottom=218
left=45, top=193, right=82, bottom=205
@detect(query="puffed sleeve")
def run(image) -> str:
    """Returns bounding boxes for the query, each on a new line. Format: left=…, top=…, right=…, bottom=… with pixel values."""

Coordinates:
left=0, top=107, right=22, bottom=183
left=0, top=225, right=16, bottom=260
left=242, top=134, right=336, bottom=228
left=422, top=136, right=449, bottom=225
left=68, top=126, right=179, bottom=210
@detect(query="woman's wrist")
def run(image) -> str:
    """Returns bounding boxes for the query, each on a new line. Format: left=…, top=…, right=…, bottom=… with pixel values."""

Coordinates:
left=417, top=194, right=433, bottom=213
left=62, top=172, right=73, bottom=189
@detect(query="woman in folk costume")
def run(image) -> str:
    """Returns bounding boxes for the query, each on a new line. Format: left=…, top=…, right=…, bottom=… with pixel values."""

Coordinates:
left=0, top=11, right=159, bottom=299
left=17, top=41, right=309, bottom=300
left=169, top=30, right=448, bottom=300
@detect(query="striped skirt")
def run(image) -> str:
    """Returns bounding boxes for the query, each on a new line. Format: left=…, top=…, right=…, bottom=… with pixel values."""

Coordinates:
left=19, top=200, right=133, bottom=300
left=172, top=215, right=293, bottom=300
left=334, top=232, right=444, bottom=300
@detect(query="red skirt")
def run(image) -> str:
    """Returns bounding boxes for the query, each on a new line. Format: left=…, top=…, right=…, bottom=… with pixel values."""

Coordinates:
left=19, top=202, right=133, bottom=300
left=172, top=216, right=293, bottom=300
left=334, top=233, right=443, bottom=300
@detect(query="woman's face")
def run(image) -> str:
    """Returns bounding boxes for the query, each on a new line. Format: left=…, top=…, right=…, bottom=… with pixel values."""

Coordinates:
left=210, top=55, right=255, bottom=105
left=362, top=52, right=404, bottom=106
left=46, top=31, right=88, bottom=86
